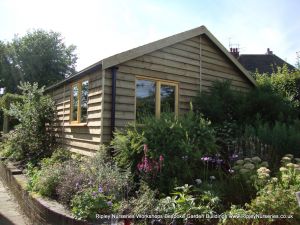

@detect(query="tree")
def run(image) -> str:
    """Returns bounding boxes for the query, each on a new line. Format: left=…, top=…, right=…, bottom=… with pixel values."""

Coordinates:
left=0, top=30, right=77, bottom=92
left=0, top=41, right=18, bottom=92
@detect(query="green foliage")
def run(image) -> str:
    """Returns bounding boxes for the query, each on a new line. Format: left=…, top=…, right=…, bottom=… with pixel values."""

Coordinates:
left=0, top=30, right=77, bottom=93
left=0, top=41, right=16, bottom=92
left=2, top=82, right=56, bottom=163
left=112, top=112, right=217, bottom=194
left=193, top=80, right=296, bottom=126
left=159, top=184, right=220, bottom=224
left=256, top=65, right=300, bottom=108
left=244, top=120, right=300, bottom=158
left=119, top=182, right=159, bottom=215
left=0, top=93, right=23, bottom=111
left=26, top=148, right=71, bottom=198
left=220, top=154, right=300, bottom=225
left=193, top=81, right=243, bottom=124
left=56, top=160, right=86, bottom=205
left=71, top=187, right=115, bottom=220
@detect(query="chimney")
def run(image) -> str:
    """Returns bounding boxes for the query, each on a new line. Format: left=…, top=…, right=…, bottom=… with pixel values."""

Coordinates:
left=230, top=47, right=239, bottom=58
left=266, top=48, right=273, bottom=55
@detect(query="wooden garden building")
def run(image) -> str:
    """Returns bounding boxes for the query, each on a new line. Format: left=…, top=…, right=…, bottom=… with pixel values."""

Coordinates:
left=46, top=25, right=256, bottom=156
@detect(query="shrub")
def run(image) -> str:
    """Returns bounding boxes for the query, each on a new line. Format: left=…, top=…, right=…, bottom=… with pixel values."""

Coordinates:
left=71, top=187, right=115, bottom=220
left=2, top=82, right=56, bottom=164
left=64, top=148, right=131, bottom=219
left=26, top=148, right=71, bottom=198
left=193, top=81, right=296, bottom=126
left=244, top=120, right=300, bottom=158
left=220, top=154, right=300, bottom=225
left=193, top=81, right=243, bottom=124
left=158, top=184, right=220, bottom=225
left=112, top=112, right=217, bottom=194
left=119, top=182, right=159, bottom=215
left=56, top=160, right=88, bottom=205
left=256, top=65, right=300, bottom=108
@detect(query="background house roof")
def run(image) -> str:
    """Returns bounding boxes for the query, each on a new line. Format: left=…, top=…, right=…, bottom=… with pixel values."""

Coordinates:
left=238, top=54, right=296, bottom=74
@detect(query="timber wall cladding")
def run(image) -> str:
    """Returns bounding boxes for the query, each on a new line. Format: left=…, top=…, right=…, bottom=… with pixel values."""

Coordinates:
left=101, top=34, right=253, bottom=143
left=51, top=71, right=103, bottom=155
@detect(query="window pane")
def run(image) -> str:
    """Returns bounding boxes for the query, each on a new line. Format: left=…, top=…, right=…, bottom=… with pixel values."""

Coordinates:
left=80, top=80, right=89, bottom=123
left=161, top=84, right=175, bottom=114
left=136, top=80, right=156, bottom=121
left=72, top=84, right=79, bottom=121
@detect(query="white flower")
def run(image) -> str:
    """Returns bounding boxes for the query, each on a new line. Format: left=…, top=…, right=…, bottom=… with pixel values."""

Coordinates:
left=209, top=176, right=216, bottom=180
left=244, top=163, right=255, bottom=170
left=195, top=179, right=202, bottom=185
left=251, top=156, right=262, bottom=163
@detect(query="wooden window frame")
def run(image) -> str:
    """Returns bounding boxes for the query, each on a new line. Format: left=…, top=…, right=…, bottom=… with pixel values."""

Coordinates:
left=135, top=76, right=179, bottom=119
left=70, top=79, right=89, bottom=125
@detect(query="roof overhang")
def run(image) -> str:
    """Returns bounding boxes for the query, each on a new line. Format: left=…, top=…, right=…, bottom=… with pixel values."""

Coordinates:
left=45, top=61, right=102, bottom=91
left=46, top=25, right=256, bottom=92
left=102, top=25, right=256, bottom=86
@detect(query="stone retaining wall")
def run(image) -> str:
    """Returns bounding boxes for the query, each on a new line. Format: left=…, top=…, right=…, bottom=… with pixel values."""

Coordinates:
left=0, top=160, right=90, bottom=225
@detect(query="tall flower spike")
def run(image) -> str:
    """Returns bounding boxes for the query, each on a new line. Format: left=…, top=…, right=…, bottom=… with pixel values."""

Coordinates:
left=143, top=144, right=148, bottom=155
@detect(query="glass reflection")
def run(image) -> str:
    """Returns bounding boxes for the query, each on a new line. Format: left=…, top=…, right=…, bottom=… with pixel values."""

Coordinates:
left=136, top=80, right=156, bottom=121
left=161, top=84, right=175, bottom=114
left=80, top=80, right=89, bottom=122
left=72, top=84, right=78, bottom=121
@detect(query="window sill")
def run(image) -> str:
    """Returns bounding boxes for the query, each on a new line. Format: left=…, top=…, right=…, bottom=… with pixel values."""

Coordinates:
left=68, top=123, right=88, bottom=127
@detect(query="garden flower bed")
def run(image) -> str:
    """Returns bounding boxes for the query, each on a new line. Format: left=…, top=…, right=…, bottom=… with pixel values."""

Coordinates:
left=0, top=159, right=90, bottom=225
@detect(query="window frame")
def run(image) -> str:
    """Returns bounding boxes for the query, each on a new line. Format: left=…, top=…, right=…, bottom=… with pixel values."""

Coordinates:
left=135, top=76, right=179, bottom=120
left=70, top=79, right=89, bottom=125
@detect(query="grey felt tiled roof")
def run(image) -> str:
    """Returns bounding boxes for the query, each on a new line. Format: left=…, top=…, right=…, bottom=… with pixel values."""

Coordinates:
left=238, top=54, right=296, bottom=74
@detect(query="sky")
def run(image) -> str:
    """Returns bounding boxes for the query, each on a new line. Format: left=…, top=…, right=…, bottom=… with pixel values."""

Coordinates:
left=0, top=0, right=299, bottom=71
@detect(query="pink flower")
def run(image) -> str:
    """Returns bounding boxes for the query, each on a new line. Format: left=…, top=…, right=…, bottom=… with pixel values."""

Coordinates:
left=159, top=155, right=164, bottom=161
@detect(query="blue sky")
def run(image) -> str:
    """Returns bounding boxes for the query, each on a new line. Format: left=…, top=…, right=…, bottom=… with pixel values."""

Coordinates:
left=0, top=0, right=299, bottom=71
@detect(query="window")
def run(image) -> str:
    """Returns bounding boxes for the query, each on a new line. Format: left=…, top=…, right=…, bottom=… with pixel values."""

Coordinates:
left=70, top=80, right=89, bottom=123
left=136, top=78, right=178, bottom=121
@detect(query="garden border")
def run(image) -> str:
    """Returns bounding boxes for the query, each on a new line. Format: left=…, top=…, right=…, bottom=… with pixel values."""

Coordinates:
left=0, top=159, right=92, bottom=225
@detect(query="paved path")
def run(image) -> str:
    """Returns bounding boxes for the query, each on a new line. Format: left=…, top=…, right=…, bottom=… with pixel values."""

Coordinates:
left=0, top=178, right=31, bottom=225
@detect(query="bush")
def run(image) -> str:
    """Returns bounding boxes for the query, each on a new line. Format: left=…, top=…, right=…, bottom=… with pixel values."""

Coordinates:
left=244, top=120, right=300, bottom=158
left=71, top=187, right=115, bottom=220
left=158, top=184, right=220, bottom=225
left=26, top=148, right=71, bottom=198
left=120, top=182, right=159, bottom=215
left=1, top=82, right=56, bottom=164
left=193, top=81, right=296, bottom=126
left=256, top=65, right=300, bottom=109
left=112, top=112, right=217, bottom=194
left=193, top=81, right=243, bottom=124
left=220, top=154, right=300, bottom=225
left=56, top=160, right=87, bottom=205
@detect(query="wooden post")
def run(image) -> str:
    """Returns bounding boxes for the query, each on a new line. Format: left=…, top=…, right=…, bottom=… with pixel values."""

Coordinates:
left=3, top=114, right=8, bottom=134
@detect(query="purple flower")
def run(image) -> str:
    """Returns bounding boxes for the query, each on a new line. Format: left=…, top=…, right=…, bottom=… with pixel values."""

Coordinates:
left=107, top=201, right=112, bottom=207
left=92, top=191, right=97, bottom=197
left=229, top=154, right=239, bottom=161
left=201, top=156, right=211, bottom=162
left=98, top=186, right=103, bottom=193
left=216, top=159, right=223, bottom=165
